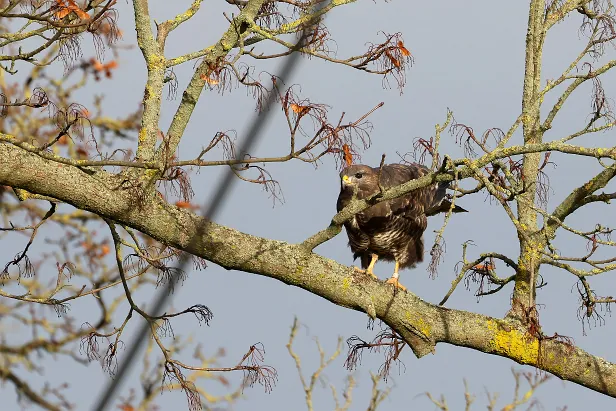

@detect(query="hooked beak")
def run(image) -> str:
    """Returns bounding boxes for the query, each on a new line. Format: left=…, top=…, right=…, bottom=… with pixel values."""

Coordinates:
left=341, top=174, right=352, bottom=187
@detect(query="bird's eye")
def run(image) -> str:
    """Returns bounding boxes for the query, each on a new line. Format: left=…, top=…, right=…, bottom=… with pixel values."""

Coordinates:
left=354, top=173, right=363, bottom=179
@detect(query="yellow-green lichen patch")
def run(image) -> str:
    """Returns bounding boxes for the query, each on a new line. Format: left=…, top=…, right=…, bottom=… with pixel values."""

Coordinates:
left=146, top=54, right=166, bottom=70
left=145, top=168, right=159, bottom=178
left=342, top=277, right=351, bottom=289
left=405, top=311, right=432, bottom=337
left=138, top=127, right=148, bottom=143
left=545, top=349, right=569, bottom=375
left=14, top=189, right=29, bottom=201
left=488, top=321, right=538, bottom=365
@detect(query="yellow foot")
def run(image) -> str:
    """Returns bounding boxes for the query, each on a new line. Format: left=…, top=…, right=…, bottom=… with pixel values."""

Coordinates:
left=385, top=277, right=407, bottom=292
left=353, top=266, right=378, bottom=279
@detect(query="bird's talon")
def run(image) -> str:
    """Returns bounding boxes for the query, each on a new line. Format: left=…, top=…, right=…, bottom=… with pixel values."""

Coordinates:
left=353, top=266, right=378, bottom=279
left=385, top=277, right=407, bottom=292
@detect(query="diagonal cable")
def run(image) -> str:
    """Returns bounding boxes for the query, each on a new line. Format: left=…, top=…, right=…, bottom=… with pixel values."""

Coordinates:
left=93, top=3, right=327, bottom=410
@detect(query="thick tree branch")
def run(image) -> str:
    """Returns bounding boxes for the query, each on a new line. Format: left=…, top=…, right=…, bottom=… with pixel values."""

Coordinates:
left=514, top=0, right=547, bottom=316
left=132, top=0, right=166, bottom=161
left=2, top=142, right=616, bottom=398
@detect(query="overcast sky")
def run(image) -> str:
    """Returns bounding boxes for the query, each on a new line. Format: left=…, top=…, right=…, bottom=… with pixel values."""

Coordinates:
left=2, top=1, right=616, bottom=410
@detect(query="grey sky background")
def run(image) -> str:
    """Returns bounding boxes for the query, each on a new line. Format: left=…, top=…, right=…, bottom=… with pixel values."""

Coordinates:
left=2, top=1, right=616, bottom=410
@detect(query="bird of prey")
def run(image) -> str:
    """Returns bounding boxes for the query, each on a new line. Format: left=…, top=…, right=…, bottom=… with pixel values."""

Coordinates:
left=336, top=163, right=466, bottom=291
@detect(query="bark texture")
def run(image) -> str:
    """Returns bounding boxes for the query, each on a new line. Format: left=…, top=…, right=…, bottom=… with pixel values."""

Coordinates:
left=2, top=142, right=615, bottom=398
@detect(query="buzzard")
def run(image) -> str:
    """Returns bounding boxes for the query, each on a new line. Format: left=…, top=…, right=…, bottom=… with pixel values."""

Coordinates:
left=336, top=163, right=466, bottom=291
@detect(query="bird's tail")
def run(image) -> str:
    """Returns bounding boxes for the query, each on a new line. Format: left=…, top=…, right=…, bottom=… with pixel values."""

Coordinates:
left=434, top=181, right=449, bottom=205
left=425, top=181, right=468, bottom=217
left=425, top=200, right=468, bottom=217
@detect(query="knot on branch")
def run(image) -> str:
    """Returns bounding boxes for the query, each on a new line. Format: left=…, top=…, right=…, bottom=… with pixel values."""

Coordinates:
left=399, top=324, right=436, bottom=358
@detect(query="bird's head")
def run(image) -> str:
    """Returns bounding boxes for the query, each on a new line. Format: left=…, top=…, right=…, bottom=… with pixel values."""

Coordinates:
left=339, top=164, right=377, bottom=193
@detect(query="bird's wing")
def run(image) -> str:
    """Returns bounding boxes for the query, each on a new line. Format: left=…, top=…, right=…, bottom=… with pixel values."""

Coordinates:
left=360, top=164, right=435, bottom=225
left=378, top=163, right=431, bottom=190
left=384, top=164, right=468, bottom=217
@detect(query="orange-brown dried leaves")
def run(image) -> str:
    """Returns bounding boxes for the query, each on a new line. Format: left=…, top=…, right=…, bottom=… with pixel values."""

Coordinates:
left=290, top=103, right=310, bottom=115
left=55, top=0, right=90, bottom=20
left=81, top=239, right=110, bottom=259
left=397, top=40, right=411, bottom=57
left=472, top=262, right=495, bottom=271
left=175, top=201, right=197, bottom=210
left=360, top=32, right=414, bottom=93
left=342, top=144, right=353, bottom=167
left=200, top=73, right=220, bottom=86
left=88, top=58, right=119, bottom=80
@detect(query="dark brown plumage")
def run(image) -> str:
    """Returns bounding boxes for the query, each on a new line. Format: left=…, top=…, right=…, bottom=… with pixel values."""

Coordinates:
left=336, top=163, right=466, bottom=290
